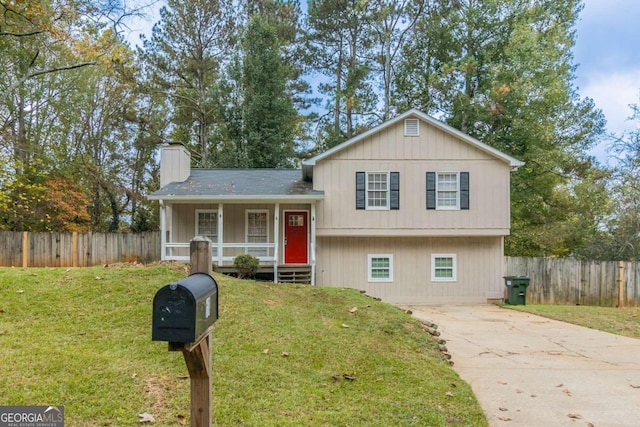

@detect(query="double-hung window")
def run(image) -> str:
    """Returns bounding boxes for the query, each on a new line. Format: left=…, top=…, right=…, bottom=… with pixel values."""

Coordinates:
left=426, top=172, right=469, bottom=210
left=246, top=210, right=269, bottom=257
left=368, top=254, right=393, bottom=282
left=196, top=210, right=218, bottom=242
left=367, top=172, right=389, bottom=209
left=356, top=172, right=400, bottom=210
left=431, top=254, right=457, bottom=282
left=196, top=210, right=218, bottom=256
left=437, top=172, right=459, bottom=209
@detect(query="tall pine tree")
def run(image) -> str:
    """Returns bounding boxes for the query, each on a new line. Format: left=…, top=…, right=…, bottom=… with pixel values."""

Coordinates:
left=242, top=13, right=300, bottom=168
left=395, top=0, right=607, bottom=257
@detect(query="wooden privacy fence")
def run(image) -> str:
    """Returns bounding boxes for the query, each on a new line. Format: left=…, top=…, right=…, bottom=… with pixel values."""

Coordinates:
left=505, top=257, right=640, bottom=307
left=0, top=231, right=160, bottom=267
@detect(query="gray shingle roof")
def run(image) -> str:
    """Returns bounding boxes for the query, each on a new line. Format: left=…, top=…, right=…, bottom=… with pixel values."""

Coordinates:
left=148, top=169, right=324, bottom=200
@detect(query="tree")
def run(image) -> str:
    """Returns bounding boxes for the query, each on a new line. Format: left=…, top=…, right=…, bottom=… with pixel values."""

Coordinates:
left=138, top=0, right=235, bottom=168
left=306, top=0, right=377, bottom=148
left=369, top=0, right=425, bottom=120
left=0, top=160, right=91, bottom=231
left=395, top=0, right=608, bottom=257
left=592, top=103, right=640, bottom=261
left=242, top=13, right=300, bottom=168
left=0, top=0, right=156, bottom=232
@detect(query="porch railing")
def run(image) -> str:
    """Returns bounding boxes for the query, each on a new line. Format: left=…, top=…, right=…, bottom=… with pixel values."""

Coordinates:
left=164, top=242, right=277, bottom=265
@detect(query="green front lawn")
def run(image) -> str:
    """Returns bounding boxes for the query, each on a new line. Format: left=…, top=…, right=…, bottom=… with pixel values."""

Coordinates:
left=0, top=264, right=486, bottom=426
left=505, top=304, right=640, bottom=339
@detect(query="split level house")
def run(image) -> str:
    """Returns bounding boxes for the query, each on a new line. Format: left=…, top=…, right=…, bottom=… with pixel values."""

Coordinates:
left=148, top=109, right=523, bottom=304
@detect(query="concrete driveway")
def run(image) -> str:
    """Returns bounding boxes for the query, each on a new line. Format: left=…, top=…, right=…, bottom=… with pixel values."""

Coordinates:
left=402, top=304, right=640, bottom=427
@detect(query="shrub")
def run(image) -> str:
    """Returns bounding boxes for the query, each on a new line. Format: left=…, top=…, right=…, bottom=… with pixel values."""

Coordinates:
left=233, top=253, right=260, bottom=279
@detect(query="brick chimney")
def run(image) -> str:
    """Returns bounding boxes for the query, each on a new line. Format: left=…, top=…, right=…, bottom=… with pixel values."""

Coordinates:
left=160, top=142, right=191, bottom=187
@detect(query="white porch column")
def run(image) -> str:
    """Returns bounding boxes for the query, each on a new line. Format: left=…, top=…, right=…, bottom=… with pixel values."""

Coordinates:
left=159, top=200, right=166, bottom=260
left=311, top=203, right=316, bottom=286
left=167, top=203, right=174, bottom=259
left=217, top=203, right=224, bottom=267
left=274, top=203, right=280, bottom=284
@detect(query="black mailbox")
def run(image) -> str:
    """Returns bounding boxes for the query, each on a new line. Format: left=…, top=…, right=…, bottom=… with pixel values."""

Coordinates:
left=152, top=273, right=218, bottom=343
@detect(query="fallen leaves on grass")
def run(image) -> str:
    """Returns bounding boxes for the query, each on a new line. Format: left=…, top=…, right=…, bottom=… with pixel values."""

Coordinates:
left=349, top=307, right=358, bottom=313
left=138, top=412, right=155, bottom=423
left=263, top=349, right=270, bottom=355
left=331, top=373, right=357, bottom=381
left=445, top=391, right=454, bottom=397
left=177, top=414, right=186, bottom=425
left=281, top=351, right=289, bottom=357
left=341, top=324, right=349, bottom=328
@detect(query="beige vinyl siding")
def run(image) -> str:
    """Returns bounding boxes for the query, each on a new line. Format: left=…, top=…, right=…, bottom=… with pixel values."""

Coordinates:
left=313, top=118, right=511, bottom=235
left=316, top=236, right=504, bottom=304
left=159, top=144, right=190, bottom=187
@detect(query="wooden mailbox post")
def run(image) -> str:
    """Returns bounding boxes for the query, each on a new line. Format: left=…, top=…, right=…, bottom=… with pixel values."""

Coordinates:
left=154, top=236, right=216, bottom=427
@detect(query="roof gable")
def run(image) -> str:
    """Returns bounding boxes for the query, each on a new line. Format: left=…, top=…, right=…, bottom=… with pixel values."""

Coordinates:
left=302, top=109, right=523, bottom=179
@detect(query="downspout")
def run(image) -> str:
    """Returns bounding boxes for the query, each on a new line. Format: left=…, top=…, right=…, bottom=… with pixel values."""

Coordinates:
left=274, top=203, right=280, bottom=284
left=311, top=203, right=317, bottom=286
left=218, top=203, right=224, bottom=267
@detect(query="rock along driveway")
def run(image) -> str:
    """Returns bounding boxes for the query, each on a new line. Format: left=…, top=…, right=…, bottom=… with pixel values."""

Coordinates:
left=401, top=304, right=640, bottom=427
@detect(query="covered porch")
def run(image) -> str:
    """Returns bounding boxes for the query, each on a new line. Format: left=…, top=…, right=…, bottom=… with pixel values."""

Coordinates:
left=158, top=200, right=320, bottom=284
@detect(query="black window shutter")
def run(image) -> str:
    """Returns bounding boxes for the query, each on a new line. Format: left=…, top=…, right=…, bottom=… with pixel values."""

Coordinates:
left=390, top=172, right=400, bottom=210
left=460, top=172, right=470, bottom=210
left=426, top=172, right=436, bottom=209
left=356, top=172, right=366, bottom=210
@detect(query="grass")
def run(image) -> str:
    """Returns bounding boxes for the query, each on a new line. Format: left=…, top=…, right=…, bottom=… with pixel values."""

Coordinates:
left=0, top=264, right=486, bottom=426
left=504, top=304, right=640, bottom=339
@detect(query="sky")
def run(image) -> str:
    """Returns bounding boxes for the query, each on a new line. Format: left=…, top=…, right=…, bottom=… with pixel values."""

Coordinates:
left=124, top=0, right=640, bottom=160
left=574, top=0, right=640, bottom=160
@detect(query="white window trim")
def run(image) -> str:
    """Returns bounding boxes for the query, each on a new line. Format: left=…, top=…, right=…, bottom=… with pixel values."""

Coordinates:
left=404, top=118, right=420, bottom=136
left=368, top=254, right=394, bottom=282
left=195, top=209, right=218, bottom=242
left=436, top=172, right=460, bottom=210
left=431, top=254, right=457, bottom=282
left=245, top=209, right=269, bottom=256
left=366, top=171, right=390, bottom=211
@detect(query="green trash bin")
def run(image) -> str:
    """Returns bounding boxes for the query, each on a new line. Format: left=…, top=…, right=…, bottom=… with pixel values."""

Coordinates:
left=503, top=276, right=530, bottom=305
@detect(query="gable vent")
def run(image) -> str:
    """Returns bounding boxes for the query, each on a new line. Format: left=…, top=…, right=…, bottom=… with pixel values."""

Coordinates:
left=404, top=118, right=419, bottom=136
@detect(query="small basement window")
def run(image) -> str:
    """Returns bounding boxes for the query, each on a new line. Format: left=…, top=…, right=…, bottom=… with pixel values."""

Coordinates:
left=404, top=118, right=419, bottom=136
left=368, top=254, right=393, bottom=282
left=431, top=254, right=457, bottom=282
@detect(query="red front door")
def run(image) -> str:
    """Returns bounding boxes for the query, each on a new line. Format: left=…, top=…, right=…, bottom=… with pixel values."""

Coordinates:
left=284, top=211, right=308, bottom=264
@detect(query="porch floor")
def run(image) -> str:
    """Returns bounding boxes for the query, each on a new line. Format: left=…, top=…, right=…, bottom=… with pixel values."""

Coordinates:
left=217, top=265, right=312, bottom=284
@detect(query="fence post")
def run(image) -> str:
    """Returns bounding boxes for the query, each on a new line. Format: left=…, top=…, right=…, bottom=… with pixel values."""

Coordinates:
left=618, top=261, right=625, bottom=308
left=72, top=232, right=78, bottom=268
left=22, top=231, right=29, bottom=268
